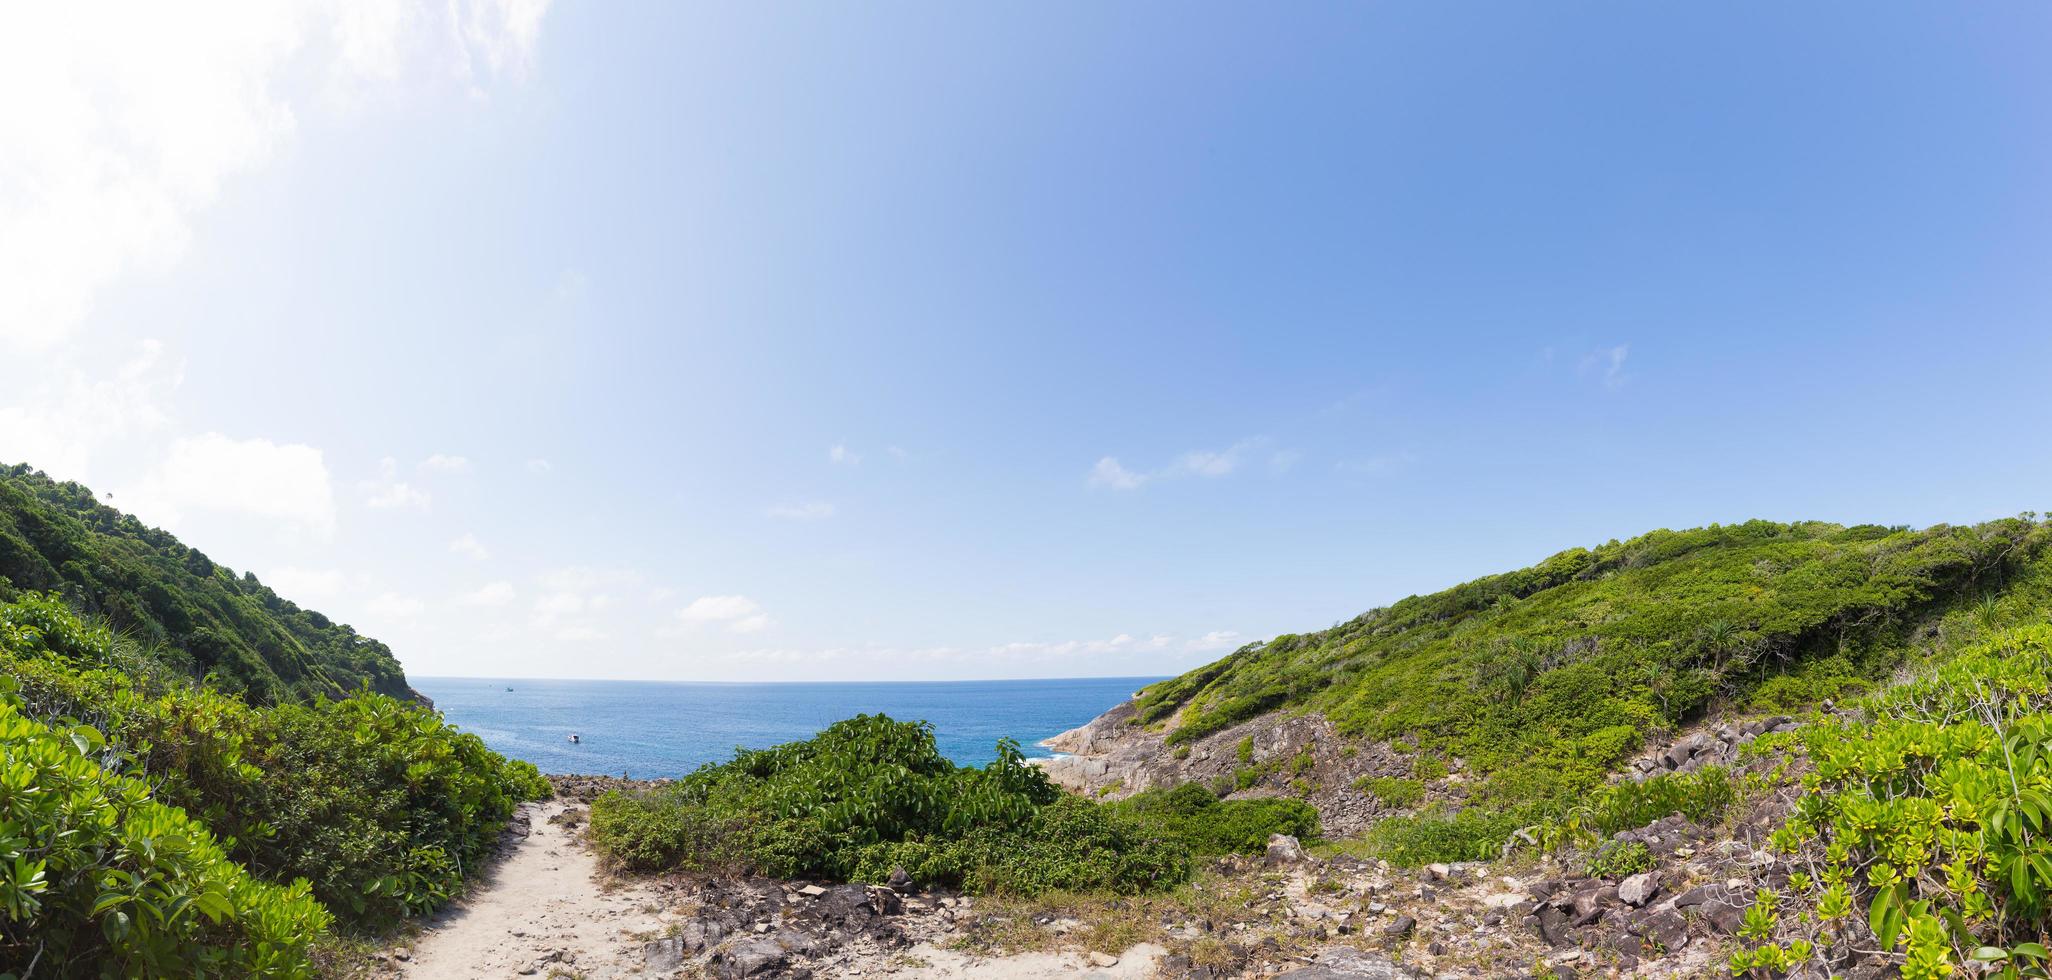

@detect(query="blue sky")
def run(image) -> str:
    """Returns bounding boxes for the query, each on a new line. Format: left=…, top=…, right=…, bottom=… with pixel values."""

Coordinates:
left=2, top=3, right=2049, bottom=681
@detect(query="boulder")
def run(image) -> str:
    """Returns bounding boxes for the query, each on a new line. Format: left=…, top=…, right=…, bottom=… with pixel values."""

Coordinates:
left=1265, top=834, right=1309, bottom=865
left=1628, top=908, right=1688, bottom=951
left=710, top=937, right=787, bottom=978
left=887, top=866, right=915, bottom=892
left=1618, top=873, right=1659, bottom=907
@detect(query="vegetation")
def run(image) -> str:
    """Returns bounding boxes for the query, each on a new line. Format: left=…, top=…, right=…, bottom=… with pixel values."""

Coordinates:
left=1108, top=783, right=1319, bottom=856
left=589, top=716, right=1312, bottom=896
left=1745, top=624, right=2052, bottom=978
left=0, top=685, right=330, bottom=977
left=0, top=464, right=411, bottom=702
left=1133, top=518, right=2052, bottom=857
left=1, top=593, right=548, bottom=932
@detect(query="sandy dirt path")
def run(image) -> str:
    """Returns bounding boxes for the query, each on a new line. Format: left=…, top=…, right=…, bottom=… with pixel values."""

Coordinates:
left=396, top=800, right=1167, bottom=979
left=400, top=800, right=670, bottom=978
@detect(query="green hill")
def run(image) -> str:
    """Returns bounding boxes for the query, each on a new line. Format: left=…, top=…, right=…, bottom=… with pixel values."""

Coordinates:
left=0, top=463, right=409, bottom=703
left=1134, top=517, right=2052, bottom=809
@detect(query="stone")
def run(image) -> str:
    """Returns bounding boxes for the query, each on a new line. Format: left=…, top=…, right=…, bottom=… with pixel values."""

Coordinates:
left=1627, top=908, right=1688, bottom=951
left=798, top=884, right=827, bottom=897
left=711, top=937, right=787, bottom=978
left=644, top=937, right=687, bottom=973
left=1618, top=873, right=1659, bottom=907
left=1426, top=863, right=1452, bottom=880
left=1088, top=951, right=1120, bottom=967
left=1672, top=883, right=1729, bottom=908
left=887, top=866, right=914, bottom=892
left=1275, top=947, right=1420, bottom=978
left=1384, top=914, right=1416, bottom=938
left=1266, top=833, right=1309, bottom=865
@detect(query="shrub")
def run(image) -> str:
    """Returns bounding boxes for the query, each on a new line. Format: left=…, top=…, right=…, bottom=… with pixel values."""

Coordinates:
left=1584, top=839, right=1654, bottom=879
left=1363, top=805, right=1522, bottom=866
left=1, top=594, right=546, bottom=930
left=589, top=715, right=1191, bottom=895
left=1355, top=776, right=1425, bottom=809
left=0, top=687, right=330, bottom=976
left=1111, top=783, right=1319, bottom=855
left=1749, top=625, right=2052, bottom=978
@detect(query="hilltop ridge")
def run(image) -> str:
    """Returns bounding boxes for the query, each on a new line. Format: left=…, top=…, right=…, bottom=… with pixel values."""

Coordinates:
left=0, top=463, right=412, bottom=702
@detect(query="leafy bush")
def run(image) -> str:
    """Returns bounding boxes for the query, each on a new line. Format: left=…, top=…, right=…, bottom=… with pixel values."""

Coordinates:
left=1363, top=805, right=1522, bottom=866
left=1584, top=839, right=1654, bottom=879
left=1110, top=783, right=1319, bottom=855
left=590, top=715, right=1189, bottom=895
left=2, top=594, right=546, bottom=929
left=1354, top=776, right=1425, bottom=809
left=0, top=685, right=330, bottom=976
left=1748, top=625, right=2052, bottom=978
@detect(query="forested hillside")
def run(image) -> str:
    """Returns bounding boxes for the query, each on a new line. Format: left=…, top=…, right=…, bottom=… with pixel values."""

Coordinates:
left=0, top=464, right=409, bottom=702
left=1132, top=518, right=2052, bottom=811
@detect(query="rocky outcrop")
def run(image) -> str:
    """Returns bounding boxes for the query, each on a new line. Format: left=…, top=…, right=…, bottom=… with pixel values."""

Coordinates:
left=1037, top=704, right=1419, bottom=835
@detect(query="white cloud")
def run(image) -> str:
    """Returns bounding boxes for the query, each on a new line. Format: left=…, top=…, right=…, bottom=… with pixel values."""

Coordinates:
left=525, top=457, right=553, bottom=473
left=1579, top=344, right=1630, bottom=389
left=1090, top=440, right=1273, bottom=490
left=461, top=581, right=516, bottom=606
left=676, top=595, right=773, bottom=634
left=264, top=566, right=347, bottom=602
left=886, top=446, right=908, bottom=460
left=449, top=533, right=490, bottom=559
left=0, top=339, right=182, bottom=480
left=366, top=591, right=425, bottom=618
left=362, top=456, right=431, bottom=510
left=1187, top=630, right=1244, bottom=653
left=1088, top=457, right=1146, bottom=490
left=533, top=591, right=586, bottom=620
left=766, top=500, right=836, bottom=521
left=0, top=1, right=554, bottom=351
left=828, top=443, right=861, bottom=465
left=122, top=433, right=336, bottom=536
left=553, top=624, right=607, bottom=642
left=420, top=454, right=472, bottom=474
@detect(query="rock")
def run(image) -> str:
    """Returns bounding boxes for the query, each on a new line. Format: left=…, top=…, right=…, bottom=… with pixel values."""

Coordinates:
left=798, top=884, right=827, bottom=897
left=1088, top=951, right=1120, bottom=967
left=1266, top=834, right=1309, bottom=865
left=711, top=936, right=787, bottom=978
left=1618, top=873, right=1659, bottom=907
left=1627, top=908, right=1688, bottom=951
left=644, top=937, right=687, bottom=972
left=1384, top=914, right=1416, bottom=938
left=1275, top=947, right=1420, bottom=978
left=1672, top=883, right=1729, bottom=908
left=1426, top=863, right=1452, bottom=880
left=887, top=866, right=914, bottom=892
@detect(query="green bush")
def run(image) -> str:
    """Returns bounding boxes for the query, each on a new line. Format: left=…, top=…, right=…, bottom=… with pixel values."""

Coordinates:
left=1363, top=805, right=1522, bottom=866
left=1110, top=783, right=1319, bottom=855
left=1584, top=839, right=1655, bottom=879
left=1355, top=776, right=1425, bottom=809
left=0, top=687, right=330, bottom=976
left=589, top=715, right=1190, bottom=895
left=1746, top=624, right=2052, bottom=978
left=1, top=593, right=546, bottom=930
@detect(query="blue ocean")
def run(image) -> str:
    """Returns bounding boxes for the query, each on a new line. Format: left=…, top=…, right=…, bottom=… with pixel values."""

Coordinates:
left=411, top=676, right=1158, bottom=776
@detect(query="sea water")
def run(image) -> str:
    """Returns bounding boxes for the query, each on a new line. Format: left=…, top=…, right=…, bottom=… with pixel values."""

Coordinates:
left=411, top=675, right=1158, bottom=776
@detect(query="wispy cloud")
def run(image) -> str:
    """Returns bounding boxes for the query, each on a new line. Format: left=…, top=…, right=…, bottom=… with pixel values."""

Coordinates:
left=449, top=533, right=489, bottom=559
left=362, top=456, right=430, bottom=510
left=1579, top=344, right=1630, bottom=390
left=767, top=500, right=836, bottom=521
left=367, top=592, right=425, bottom=619
left=675, top=595, right=772, bottom=634
left=1089, top=439, right=1279, bottom=491
left=828, top=443, right=861, bottom=465
left=124, top=433, right=337, bottom=537
left=419, top=454, right=472, bottom=474
left=460, top=581, right=515, bottom=606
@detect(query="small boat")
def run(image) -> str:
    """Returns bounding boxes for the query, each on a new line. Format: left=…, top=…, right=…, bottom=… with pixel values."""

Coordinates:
left=568, top=733, right=581, bottom=744
left=505, top=686, right=514, bottom=692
